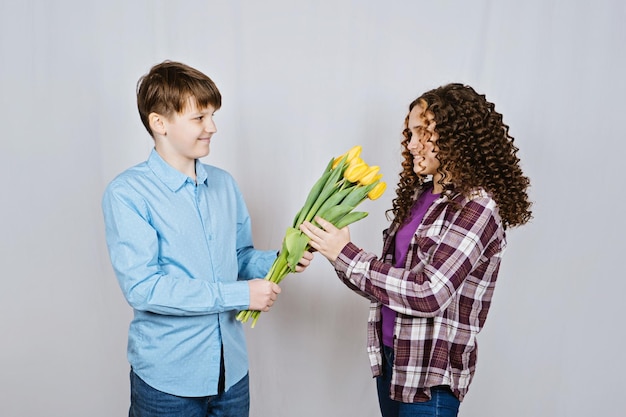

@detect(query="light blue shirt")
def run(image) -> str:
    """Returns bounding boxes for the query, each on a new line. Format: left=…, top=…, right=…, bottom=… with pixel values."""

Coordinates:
left=102, top=149, right=276, bottom=397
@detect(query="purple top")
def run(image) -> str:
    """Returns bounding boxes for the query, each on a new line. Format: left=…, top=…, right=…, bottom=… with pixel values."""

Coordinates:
left=382, top=187, right=440, bottom=347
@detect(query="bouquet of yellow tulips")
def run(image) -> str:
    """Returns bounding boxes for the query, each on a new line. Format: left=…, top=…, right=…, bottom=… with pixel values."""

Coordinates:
left=236, top=145, right=386, bottom=327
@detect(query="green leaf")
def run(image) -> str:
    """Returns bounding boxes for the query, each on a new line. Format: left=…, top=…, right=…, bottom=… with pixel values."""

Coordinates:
left=334, top=211, right=369, bottom=229
left=314, top=185, right=354, bottom=220
left=320, top=204, right=355, bottom=225
left=293, top=158, right=335, bottom=227
left=341, top=182, right=377, bottom=207
left=303, top=159, right=347, bottom=223
left=283, top=227, right=311, bottom=271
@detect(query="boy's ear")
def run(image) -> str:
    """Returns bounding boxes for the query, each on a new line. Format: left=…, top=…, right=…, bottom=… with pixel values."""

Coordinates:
left=149, top=112, right=167, bottom=136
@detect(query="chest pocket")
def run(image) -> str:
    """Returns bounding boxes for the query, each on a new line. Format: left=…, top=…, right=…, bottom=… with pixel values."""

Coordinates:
left=413, top=220, right=445, bottom=266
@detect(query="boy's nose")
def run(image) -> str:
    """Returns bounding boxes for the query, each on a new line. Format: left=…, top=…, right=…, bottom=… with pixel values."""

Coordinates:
left=204, top=119, right=217, bottom=133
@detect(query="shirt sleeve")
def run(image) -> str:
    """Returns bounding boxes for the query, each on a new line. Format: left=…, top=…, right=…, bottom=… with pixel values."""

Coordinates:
left=333, top=197, right=503, bottom=317
left=102, top=183, right=250, bottom=316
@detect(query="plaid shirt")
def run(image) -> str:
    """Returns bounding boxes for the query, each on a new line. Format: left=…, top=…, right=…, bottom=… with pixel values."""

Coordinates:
left=333, top=188, right=506, bottom=402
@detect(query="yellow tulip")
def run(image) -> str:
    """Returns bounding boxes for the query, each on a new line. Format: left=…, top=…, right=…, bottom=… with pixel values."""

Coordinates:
left=344, top=161, right=369, bottom=183
left=346, top=145, right=362, bottom=162
left=359, top=165, right=380, bottom=185
left=368, top=181, right=387, bottom=200
left=351, top=156, right=365, bottom=167
left=332, top=145, right=362, bottom=168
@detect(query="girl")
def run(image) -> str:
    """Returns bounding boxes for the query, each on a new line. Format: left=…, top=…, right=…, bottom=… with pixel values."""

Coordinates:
left=300, top=83, right=532, bottom=417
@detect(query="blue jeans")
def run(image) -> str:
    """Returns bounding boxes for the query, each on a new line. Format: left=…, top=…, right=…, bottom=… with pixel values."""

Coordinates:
left=376, top=345, right=460, bottom=417
left=129, top=369, right=249, bottom=417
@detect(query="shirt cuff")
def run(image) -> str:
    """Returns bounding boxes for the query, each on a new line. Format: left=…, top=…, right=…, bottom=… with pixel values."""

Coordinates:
left=221, top=281, right=250, bottom=310
left=334, top=242, right=361, bottom=274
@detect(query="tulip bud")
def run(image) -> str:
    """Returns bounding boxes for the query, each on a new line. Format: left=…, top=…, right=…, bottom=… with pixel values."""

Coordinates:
left=345, top=145, right=362, bottom=162
left=344, top=161, right=369, bottom=183
left=332, top=145, right=362, bottom=169
left=367, top=182, right=387, bottom=200
left=359, top=166, right=381, bottom=185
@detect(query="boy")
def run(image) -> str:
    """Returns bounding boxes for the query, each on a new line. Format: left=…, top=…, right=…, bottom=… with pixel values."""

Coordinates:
left=102, top=61, right=311, bottom=416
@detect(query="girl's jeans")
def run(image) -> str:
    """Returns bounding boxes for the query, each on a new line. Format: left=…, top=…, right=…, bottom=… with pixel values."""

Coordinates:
left=376, top=345, right=460, bottom=417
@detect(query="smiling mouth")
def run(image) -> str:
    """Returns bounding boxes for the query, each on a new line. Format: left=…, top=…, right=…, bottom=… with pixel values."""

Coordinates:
left=412, top=155, right=426, bottom=170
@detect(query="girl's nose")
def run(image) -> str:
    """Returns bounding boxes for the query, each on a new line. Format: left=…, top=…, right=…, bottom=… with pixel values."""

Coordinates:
left=408, top=135, right=422, bottom=151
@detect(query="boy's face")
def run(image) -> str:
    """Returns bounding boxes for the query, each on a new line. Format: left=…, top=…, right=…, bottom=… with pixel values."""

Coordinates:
left=155, top=98, right=217, bottom=167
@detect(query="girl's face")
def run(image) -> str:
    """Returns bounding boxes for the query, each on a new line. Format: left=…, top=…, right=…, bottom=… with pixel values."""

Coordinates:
left=406, top=102, right=441, bottom=179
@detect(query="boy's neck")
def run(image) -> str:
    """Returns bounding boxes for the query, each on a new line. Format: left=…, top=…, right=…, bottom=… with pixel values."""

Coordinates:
left=155, top=147, right=197, bottom=180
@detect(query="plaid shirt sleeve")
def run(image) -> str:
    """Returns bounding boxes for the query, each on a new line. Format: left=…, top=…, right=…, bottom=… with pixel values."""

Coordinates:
left=334, top=194, right=502, bottom=317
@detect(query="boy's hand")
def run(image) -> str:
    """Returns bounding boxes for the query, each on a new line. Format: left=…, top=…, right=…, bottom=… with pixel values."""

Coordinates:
left=294, top=250, right=314, bottom=273
left=248, top=279, right=281, bottom=312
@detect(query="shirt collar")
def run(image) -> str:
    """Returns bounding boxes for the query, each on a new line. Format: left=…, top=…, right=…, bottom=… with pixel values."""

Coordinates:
left=147, top=149, right=208, bottom=191
left=195, top=160, right=208, bottom=185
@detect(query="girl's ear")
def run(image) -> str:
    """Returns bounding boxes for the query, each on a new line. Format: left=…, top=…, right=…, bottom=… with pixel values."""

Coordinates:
left=149, top=112, right=167, bottom=136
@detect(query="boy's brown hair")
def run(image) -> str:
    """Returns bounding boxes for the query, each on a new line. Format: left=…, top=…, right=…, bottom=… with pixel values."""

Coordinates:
left=136, top=61, right=222, bottom=137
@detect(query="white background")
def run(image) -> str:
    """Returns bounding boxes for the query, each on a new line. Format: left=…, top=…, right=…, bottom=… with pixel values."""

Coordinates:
left=1, top=1, right=625, bottom=416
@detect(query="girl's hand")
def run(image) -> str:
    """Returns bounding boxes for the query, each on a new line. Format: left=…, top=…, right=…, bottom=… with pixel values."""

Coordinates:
left=300, top=216, right=351, bottom=263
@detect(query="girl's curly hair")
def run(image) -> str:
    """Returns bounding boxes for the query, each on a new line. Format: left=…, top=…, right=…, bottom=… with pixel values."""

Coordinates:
left=388, top=83, right=532, bottom=229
